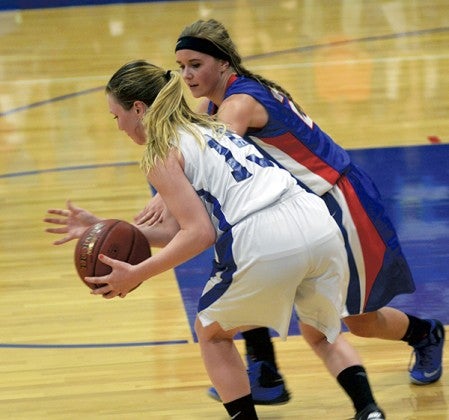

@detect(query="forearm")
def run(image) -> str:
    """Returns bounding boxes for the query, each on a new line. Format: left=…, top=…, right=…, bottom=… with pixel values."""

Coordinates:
left=136, top=226, right=215, bottom=282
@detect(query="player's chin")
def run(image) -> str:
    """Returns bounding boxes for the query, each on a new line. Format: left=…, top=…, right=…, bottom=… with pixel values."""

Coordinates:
left=188, top=85, right=202, bottom=98
left=129, top=130, right=146, bottom=145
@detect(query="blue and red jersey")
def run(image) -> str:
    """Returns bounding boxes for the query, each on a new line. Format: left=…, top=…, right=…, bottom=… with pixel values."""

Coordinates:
left=207, top=75, right=415, bottom=314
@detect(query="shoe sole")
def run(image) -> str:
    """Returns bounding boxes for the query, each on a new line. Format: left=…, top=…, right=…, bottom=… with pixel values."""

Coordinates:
left=410, top=373, right=442, bottom=385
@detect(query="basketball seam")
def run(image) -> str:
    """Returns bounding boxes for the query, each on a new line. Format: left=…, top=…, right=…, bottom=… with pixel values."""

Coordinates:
left=126, top=229, right=137, bottom=263
left=92, top=219, right=121, bottom=281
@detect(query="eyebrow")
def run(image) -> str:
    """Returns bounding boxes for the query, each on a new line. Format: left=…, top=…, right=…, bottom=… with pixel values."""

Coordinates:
left=176, top=56, right=205, bottom=65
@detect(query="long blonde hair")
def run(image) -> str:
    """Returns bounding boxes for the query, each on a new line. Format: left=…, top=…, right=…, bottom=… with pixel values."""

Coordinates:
left=105, top=60, right=225, bottom=172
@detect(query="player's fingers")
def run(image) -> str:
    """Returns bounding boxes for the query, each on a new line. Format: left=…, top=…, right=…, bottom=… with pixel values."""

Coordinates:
left=134, top=213, right=151, bottom=225
left=45, top=226, right=69, bottom=234
left=136, top=217, right=154, bottom=227
left=46, top=208, right=71, bottom=216
left=85, top=279, right=114, bottom=299
left=136, top=205, right=159, bottom=223
left=97, top=253, right=115, bottom=267
left=85, top=276, right=107, bottom=286
left=46, top=208, right=62, bottom=214
left=139, top=212, right=160, bottom=226
left=97, top=254, right=126, bottom=269
left=133, top=208, right=145, bottom=222
left=52, top=237, right=72, bottom=245
left=67, top=200, right=83, bottom=214
left=89, top=285, right=117, bottom=299
left=44, top=217, right=68, bottom=225
left=147, top=212, right=161, bottom=224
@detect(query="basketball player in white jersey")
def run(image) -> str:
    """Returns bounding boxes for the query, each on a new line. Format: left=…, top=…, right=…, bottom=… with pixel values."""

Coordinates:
left=45, top=60, right=385, bottom=420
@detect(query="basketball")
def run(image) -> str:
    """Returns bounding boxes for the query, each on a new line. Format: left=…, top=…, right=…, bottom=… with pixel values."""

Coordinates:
left=74, top=219, right=151, bottom=290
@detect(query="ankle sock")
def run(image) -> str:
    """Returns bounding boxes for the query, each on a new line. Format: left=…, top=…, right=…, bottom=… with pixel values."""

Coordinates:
left=401, top=314, right=432, bottom=346
left=337, top=365, right=376, bottom=413
left=242, top=327, right=277, bottom=368
left=223, top=394, right=258, bottom=419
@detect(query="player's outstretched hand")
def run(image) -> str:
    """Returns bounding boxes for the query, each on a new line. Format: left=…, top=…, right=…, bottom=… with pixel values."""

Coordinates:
left=44, top=200, right=103, bottom=245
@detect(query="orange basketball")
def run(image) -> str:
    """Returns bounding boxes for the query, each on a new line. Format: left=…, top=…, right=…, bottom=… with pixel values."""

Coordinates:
left=74, top=219, right=151, bottom=290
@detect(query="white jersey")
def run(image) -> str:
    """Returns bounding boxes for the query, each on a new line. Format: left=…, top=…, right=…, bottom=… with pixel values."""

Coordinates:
left=179, top=126, right=299, bottom=237
left=177, top=125, right=349, bottom=343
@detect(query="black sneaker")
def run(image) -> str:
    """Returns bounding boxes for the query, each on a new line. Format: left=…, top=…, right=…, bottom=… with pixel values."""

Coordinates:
left=355, top=403, right=386, bottom=420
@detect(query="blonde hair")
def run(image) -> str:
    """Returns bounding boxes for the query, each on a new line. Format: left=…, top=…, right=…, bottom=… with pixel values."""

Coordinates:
left=178, top=19, right=304, bottom=112
left=106, top=60, right=225, bottom=173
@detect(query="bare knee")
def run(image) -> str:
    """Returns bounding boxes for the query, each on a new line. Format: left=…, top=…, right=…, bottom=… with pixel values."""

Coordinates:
left=300, top=322, right=329, bottom=353
left=344, top=312, right=379, bottom=337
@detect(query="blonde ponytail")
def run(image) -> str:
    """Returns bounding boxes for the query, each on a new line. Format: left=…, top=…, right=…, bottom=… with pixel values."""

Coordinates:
left=140, top=70, right=225, bottom=173
left=105, top=60, right=225, bottom=174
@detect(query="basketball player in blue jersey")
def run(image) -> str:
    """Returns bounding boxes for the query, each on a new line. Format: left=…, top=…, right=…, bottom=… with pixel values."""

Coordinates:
left=45, top=60, right=385, bottom=420
left=136, top=18, right=444, bottom=412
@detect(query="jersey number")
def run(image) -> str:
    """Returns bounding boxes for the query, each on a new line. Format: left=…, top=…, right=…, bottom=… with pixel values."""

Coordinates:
left=207, top=134, right=274, bottom=183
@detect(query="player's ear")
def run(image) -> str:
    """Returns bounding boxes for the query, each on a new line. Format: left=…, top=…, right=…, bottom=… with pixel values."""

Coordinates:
left=133, top=100, right=147, bottom=115
left=220, top=60, right=230, bottom=71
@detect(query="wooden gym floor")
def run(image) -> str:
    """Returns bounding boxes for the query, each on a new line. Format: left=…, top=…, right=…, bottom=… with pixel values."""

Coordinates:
left=0, top=1, right=448, bottom=418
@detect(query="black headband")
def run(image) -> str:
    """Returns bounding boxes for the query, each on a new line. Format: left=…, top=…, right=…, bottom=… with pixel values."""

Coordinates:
left=175, top=36, right=230, bottom=61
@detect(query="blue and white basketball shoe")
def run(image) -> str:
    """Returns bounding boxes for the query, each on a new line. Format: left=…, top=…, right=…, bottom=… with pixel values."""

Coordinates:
left=409, top=319, right=445, bottom=385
